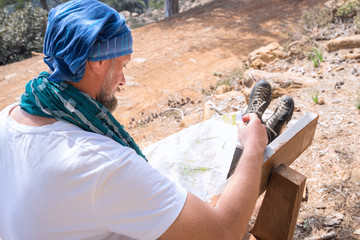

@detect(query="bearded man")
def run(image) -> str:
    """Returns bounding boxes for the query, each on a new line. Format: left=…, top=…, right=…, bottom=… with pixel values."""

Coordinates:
left=0, top=0, right=268, bottom=239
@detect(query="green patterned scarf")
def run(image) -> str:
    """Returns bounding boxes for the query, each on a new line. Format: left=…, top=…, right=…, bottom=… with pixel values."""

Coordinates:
left=20, top=71, right=146, bottom=161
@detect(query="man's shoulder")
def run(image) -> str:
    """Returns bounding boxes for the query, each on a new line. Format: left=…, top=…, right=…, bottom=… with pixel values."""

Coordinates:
left=51, top=121, right=137, bottom=162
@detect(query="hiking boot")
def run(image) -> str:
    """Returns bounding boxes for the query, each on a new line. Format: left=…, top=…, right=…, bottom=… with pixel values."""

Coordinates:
left=265, top=95, right=294, bottom=143
left=244, top=80, right=272, bottom=122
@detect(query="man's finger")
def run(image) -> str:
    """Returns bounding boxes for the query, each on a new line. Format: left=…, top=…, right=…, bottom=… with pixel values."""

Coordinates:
left=242, top=113, right=259, bottom=123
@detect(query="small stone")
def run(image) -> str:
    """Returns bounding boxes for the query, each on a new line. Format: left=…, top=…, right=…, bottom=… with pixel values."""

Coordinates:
left=320, top=231, right=336, bottom=239
left=331, top=165, right=339, bottom=172
left=354, top=229, right=360, bottom=235
left=334, top=81, right=344, bottom=89
left=351, top=168, right=360, bottom=183
left=324, top=212, right=343, bottom=226
left=317, top=68, right=326, bottom=75
left=119, top=11, right=130, bottom=18
left=4, top=73, right=17, bottom=80
left=179, top=113, right=200, bottom=128
left=318, top=97, right=325, bottom=105
left=189, top=58, right=197, bottom=63
left=203, top=100, right=214, bottom=121
left=214, top=90, right=243, bottom=100
left=333, top=66, right=344, bottom=72
left=133, top=58, right=146, bottom=63
left=215, top=85, right=231, bottom=94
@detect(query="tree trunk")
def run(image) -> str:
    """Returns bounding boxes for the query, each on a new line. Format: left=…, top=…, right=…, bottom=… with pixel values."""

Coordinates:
left=40, top=0, right=48, bottom=11
left=165, top=0, right=179, bottom=17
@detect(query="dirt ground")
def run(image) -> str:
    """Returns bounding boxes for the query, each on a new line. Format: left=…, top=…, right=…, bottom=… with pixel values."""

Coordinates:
left=1, top=0, right=359, bottom=239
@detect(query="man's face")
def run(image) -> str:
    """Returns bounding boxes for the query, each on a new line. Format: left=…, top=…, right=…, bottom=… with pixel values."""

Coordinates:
left=96, top=55, right=131, bottom=112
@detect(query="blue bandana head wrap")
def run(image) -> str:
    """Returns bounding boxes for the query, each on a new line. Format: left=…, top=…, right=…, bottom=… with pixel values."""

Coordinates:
left=43, top=0, right=133, bottom=82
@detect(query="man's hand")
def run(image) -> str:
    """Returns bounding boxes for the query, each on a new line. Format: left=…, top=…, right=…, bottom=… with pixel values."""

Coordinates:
left=238, top=113, right=267, bottom=153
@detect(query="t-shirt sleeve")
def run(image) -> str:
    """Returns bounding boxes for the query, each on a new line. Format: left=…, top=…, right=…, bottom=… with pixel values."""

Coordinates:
left=94, top=147, right=188, bottom=240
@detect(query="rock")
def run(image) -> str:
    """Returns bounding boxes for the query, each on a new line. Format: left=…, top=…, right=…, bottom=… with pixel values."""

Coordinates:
left=351, top=167, right=360, bottom=183
left=4, top=73, right=17, bottom=80
left=318, top=97, right=325, bottom=105
left=179, top=112, right=200, bottom=128
left=333, top=66, right=344, bottom=72
left=203, top=100, right=215, bottom=121
left=324, top=212, right=343, bottom=226
left=118, top=114, right=131, bottom=125
left=247, top=42, right=288, bottom=69
left=215, top=85, right=231, bottom=94
left=119, top=11, right=131, bottom=18
left=241, top=69, right=315, bottom=102
left=324, top=0, right=337, bottom=11
left=132, top=58, right=147, bottom=63
left=354, top=229, right=360, bottom=235
left=132, top=12, right=139, bottom=17
left=31, top=51, right=44, bottom=57
left=334, top=81, right=345, bottom=89
left=214, top=90, right=243, bottom=100
left=319, top=231, right=336, bottom=239
left=317, top=68, right=326, bottom=75
left=344, top=50, right=360, bottom=60
left=326, top=35, right=360, bottom=52
left=251, top=58, right=266, bottom=69
left=124, top=76, right=140, bottom=87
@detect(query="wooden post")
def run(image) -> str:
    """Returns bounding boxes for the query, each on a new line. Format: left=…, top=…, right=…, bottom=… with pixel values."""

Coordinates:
left=250, top=164, right=306, bottom=240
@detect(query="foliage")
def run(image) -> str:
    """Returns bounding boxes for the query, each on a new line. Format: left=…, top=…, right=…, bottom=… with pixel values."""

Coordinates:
left=354, top=15, right=360, bottom=31
left=149, top=0, right=164, bottom=9
left=310, top=89, right=320, bottom=104
left=301, top=7, right=333, bottom=32
left=0, top=4, right=48, bottom=65
left=202, top=65, right=248, bottom=96
left=355, top=91, right=360, bottom=110
left=105, top=0, right=147, bottom=13
left=336, top=0, right=360, bottom=18
left=0, top=0, right=16, bottom=8
left=216, top=65, right=248, bottom=89
left=309, top=48, right=323, bottom=68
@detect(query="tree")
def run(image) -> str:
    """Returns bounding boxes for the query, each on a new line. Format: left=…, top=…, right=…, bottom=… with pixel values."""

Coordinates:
left=165, top=0, right=179, bottom=17
left=40, top=0, right=48, bottom=10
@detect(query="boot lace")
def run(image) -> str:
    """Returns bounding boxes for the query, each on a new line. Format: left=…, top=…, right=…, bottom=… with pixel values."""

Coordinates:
left=250, top=86, right=269, bottom=113
left=266, top=99, right=290, bottom=137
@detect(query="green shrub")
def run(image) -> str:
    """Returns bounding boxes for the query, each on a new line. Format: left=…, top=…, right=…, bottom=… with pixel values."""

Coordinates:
left=355, top=91, right=360, bottom=110
left=310, top=89, right=320, bottom=104
left=336, top=0, right=360, bottom=18
left=149, top=0, right=164, bottom=9
left=309, top=48, right=323, bottom=68
left=0, top=5, right=48, bottom=65
left=301, top=7, right=333, bottom=32
left=105, top=0, right=147, bottom=13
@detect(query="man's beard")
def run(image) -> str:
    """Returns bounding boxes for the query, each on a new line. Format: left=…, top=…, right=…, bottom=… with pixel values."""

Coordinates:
left=96, top=68, right=118, bottom=113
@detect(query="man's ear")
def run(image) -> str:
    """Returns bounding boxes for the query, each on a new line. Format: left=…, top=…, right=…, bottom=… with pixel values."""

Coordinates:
left=87, top=60, right=105, bottom=75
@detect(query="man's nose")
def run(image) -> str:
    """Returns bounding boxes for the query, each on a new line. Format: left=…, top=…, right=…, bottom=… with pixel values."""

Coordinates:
left=120, top=72, right=126, bottom=85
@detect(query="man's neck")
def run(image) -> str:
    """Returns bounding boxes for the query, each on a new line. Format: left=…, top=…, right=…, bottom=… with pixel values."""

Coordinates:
left=9, top=105, right=58, bottom=126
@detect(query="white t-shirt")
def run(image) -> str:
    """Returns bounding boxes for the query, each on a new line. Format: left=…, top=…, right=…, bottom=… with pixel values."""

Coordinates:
left=0, top=104, right=187, bottom=240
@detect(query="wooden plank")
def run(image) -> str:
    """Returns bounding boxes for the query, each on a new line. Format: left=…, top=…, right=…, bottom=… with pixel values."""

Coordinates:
left=258, top=112, right=318, bottom=195
left=251, top=164, right=306, bottom=240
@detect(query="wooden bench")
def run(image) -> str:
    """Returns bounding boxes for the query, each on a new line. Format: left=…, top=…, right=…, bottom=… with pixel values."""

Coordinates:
left=249, top=112, right=318, bottom=240
left=213, top=112, right=319, bottom=240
